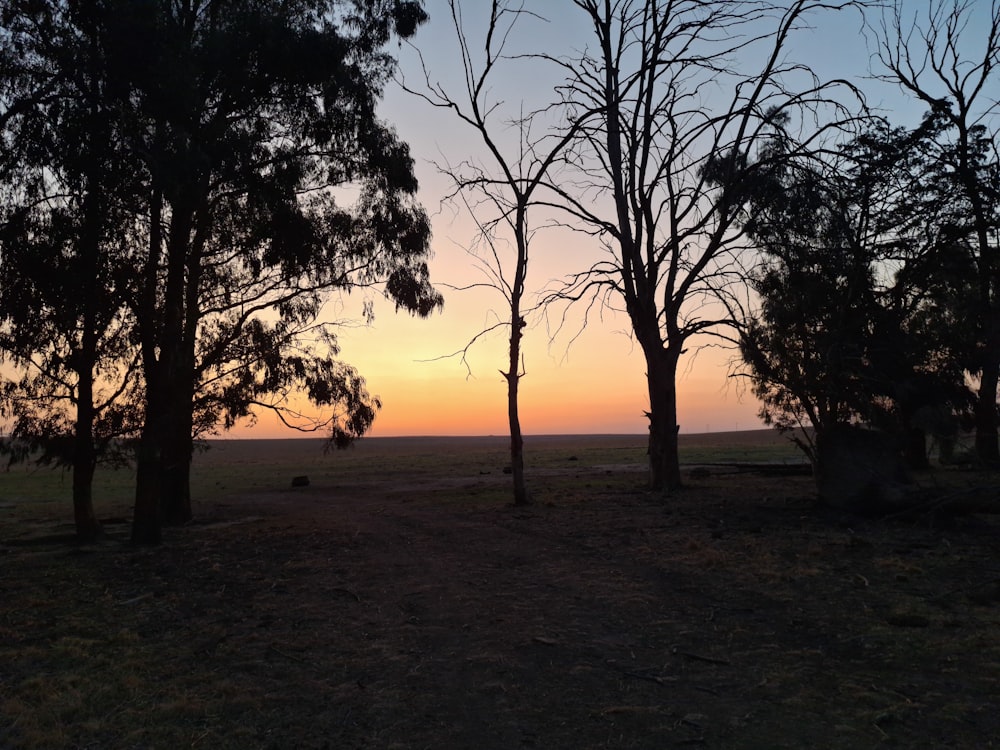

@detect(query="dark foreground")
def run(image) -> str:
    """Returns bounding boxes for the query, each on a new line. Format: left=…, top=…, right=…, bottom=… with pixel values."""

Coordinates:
left=1, top=434, right=998, bottom=748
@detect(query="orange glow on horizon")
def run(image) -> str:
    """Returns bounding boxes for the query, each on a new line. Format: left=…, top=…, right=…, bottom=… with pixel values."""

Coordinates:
left=231, top=328, right=765, bottom=439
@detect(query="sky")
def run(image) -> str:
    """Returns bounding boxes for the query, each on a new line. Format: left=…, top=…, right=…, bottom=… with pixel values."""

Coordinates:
left=244, top=0, right=982, bottom=439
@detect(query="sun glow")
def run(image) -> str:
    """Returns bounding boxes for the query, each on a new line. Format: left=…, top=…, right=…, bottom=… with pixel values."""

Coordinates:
left=233, top=293, right=763, bottom=439
left=239, top=1, right=916, bottom=441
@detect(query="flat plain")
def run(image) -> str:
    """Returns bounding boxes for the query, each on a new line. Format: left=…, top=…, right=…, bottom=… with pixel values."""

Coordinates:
left=1, top=430, right=998, bottom=749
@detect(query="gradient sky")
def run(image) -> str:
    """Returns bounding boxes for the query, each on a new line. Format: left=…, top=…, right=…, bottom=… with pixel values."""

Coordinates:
left=244, top=1, right=975, bottom=439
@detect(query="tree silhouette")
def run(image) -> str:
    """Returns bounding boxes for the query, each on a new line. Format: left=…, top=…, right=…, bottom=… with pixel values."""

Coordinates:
left=544, top=0, right=862, bottom=491
left=402, top=1, right=590, bottom=506
left=870, top=0, right=1000, bottom=463
left=1, top=1, right=442, bottom=544
left=109, top=0, right=442, bottom=543
left=738, top=119, right=973, bottom=466
left=0, top=1, right=143, bottom=541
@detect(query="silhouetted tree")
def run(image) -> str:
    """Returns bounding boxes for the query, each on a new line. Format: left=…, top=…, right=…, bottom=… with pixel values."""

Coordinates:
left=738, top=119, right=973, bottom=466
left=110, top=0, right=442, bottom=543
left=402, top=1, right=589, bottom=506
left=545, top=0, right=862, bottom=491
left=2, top=1, right=441, bottom=545
left=0, top=1, right=142, bottom=541
left=870, top=0, right=1000, bottom=463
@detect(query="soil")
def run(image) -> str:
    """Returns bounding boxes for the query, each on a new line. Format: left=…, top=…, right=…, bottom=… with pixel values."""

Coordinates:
left=1, top=434, right=998, bottom=749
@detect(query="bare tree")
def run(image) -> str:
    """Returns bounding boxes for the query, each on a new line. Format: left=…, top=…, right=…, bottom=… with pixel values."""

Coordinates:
left=870, top=0, right=1000, bottom=463
left=543, top=0, right=863, bottom=491
left=402, top=1, right=588, bottom=506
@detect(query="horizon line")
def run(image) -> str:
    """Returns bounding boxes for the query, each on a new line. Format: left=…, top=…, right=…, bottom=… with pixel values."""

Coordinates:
left=211, top=427, right=776, bottom=441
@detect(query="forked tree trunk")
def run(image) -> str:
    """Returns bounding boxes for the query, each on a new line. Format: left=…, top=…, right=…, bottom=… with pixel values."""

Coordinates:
left=73, top=121, right=104, bottom=543
left=161, top=214, right=205, bottom=525
left=137, top=187, right=200, bottom=535
left=132, top=184, right=166, bottom=545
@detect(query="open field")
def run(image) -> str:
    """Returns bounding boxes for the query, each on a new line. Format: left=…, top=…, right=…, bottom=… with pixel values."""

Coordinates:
left=1, top=430, right=998, bottom=749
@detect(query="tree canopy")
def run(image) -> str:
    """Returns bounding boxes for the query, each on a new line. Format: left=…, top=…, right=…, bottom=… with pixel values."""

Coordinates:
left=0, top=0, right=442, bottom=543
left=738, top=117, right=976, bottom=465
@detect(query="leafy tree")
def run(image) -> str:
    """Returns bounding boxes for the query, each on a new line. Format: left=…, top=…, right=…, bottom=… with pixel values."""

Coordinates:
left=107, top=0, right=443, bottom=543
left=870, top=0, right=1000, bottom=463
left=739, top=118, right=974, bottom=466
left=2, top=1, right=441, bottom=544
left=0, top=1, right=142, bottom=541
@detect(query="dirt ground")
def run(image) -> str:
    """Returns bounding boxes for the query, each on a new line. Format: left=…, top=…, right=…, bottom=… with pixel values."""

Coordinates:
left=1, top=434, right=999, bottom=749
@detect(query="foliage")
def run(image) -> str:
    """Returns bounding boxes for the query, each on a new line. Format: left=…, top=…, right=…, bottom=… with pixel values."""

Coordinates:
left=0, top=1, right=140, bottom=435
left=869, top=0, right=1000, bottom=463
left=0, top=0, right=441, bottom=541
left=738, top=117, right=978, bottom=461
left=0, top=1, right=150, bottom=537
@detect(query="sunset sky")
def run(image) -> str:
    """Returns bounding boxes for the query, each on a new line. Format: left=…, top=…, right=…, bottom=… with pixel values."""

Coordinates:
left=246, top=1, right=963, bottom=439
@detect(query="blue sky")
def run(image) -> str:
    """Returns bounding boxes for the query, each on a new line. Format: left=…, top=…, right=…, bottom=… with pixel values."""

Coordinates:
left=248, top=0, right=999, bottom=438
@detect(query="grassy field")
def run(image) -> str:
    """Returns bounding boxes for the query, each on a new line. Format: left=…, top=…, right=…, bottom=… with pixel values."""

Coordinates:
left=0, top=430, right=805, bottom=527
left=2, top=430, right=997, bottom=749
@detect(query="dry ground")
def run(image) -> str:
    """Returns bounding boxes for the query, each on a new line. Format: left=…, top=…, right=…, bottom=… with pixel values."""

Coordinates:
left=1, top=432, right=998, bottom=749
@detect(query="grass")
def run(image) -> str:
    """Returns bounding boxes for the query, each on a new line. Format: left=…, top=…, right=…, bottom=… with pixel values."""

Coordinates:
left=3, top=430, right=996, bottom=749
left=0, top=430, right=803, bottom=529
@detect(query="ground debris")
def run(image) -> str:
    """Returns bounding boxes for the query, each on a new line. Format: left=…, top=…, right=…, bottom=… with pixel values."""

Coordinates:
left=671, top=647, right=731, bottom=665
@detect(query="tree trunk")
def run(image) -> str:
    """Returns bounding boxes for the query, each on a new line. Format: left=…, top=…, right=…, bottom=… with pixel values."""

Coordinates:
left=160, top=210, right=205, bottom=525
left=72, top=277, right=101, bottom=541
left=975, top=358, right=1000, bottom=465
left=133, top=366, right=166, bottom=544
left=903, top=427, right=929, bottom=471
left=508, top=378, right=529, bottom=506
left=138, top=180, right=198, bottom=533
left=507, top=319, right=529, bottom=506
left=72, top=386, right=102, bottom=543
left=644, top=345, right=682, bottom=492
left=132, top=306, right=195, bottom=536
left=132, top=185, right=165, bottom=545
left=132, top=415, right=164, bottom=545
left=504, top=201, right=531, bottom=507
left=161, top=388, right=193, bottom=525
left=73, top=99, right=103, bottom=543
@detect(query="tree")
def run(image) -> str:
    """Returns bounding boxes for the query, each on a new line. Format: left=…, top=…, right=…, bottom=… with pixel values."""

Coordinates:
left=870, top=0, right=1000, bottom=463
left=737, top=148, right=877, bottom=458
left=545, top=0, right=862, bottom=491
left=1, top=1, right=441, bottom=545
left=112, top=0, right=442, bottom=544
left=0, top=1, right=142, bottom=541
left=738, top=118, right=973, bottom=466
left=401, top=1, right=589, bottom=506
